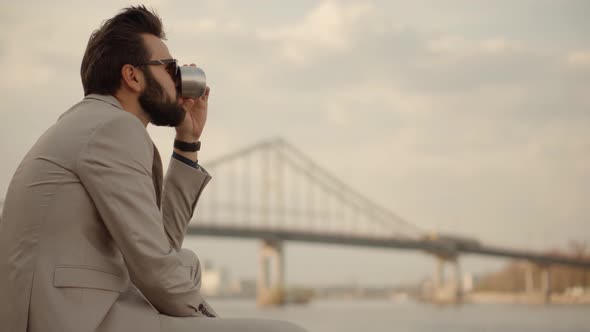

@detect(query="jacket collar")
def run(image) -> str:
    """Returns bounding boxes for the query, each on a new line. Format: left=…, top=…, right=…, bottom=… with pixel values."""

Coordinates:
left=84, top=94, right=124, bottom=110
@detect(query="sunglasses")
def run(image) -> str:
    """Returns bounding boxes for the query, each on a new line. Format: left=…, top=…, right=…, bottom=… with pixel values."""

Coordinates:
left=138, top=58, right=180, bottom=90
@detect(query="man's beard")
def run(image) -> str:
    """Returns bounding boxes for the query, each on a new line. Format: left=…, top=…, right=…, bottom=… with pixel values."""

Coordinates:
left=139, top=69, right=185, bottom=127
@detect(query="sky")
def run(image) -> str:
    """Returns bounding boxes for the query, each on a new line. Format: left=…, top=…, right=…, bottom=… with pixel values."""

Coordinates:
left=0, top=0, right=589, bottom=286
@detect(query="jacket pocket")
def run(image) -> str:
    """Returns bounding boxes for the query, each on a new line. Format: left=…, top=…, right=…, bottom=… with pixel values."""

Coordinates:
left=53, top=265, right=127, bottom=292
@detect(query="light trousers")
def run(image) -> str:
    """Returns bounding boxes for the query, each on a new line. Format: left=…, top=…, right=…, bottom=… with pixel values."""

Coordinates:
left=160, top=315, right=308, bottom=332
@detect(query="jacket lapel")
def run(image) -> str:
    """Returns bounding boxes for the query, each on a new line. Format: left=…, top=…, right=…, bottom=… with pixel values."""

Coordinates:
left=152, top=143, right=163, bottom=209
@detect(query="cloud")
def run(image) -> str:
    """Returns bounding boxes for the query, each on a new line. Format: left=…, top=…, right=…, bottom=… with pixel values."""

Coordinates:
left=168, top=18, right=247, bottom=36
left=566, top=50, right=590, bottom=68
left=256, top=1, right=374, bottom=64
left=320, top=80, right=434, bottom=130
left=427, top=36, right=526, bottom=59
left=320, top=100, right=590, bottom=243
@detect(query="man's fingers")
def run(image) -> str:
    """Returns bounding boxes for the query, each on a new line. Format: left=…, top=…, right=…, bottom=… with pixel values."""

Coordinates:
left=201, top=86, right=210, bottom=100
left=180, top=98, right=195, bottom=109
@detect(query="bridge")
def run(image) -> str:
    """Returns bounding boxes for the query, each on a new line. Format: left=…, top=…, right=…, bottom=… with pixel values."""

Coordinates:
left=189, top=138, right=590, bottom=305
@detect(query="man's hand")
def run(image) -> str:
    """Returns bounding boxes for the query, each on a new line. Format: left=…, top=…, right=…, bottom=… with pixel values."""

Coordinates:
left=175, top=63, right=210, bottom=142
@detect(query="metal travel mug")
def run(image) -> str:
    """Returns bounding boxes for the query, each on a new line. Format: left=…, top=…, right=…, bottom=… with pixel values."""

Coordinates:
left=179, top=66, right=207, bottom=98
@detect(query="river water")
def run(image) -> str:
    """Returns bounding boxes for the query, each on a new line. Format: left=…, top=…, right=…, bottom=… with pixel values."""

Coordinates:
left=208, top=299, right=590, bottom=332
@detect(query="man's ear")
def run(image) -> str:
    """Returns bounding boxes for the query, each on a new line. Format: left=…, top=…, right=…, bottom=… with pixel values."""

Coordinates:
left=121, top=64, right=143, bottom=93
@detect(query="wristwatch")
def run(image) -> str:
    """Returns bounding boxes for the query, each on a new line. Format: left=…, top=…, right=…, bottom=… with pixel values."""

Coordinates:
left=174, top=139, right=201, bottom=152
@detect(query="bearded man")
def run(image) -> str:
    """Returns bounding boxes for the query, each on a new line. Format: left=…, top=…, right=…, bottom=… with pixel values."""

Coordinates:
left=0, top=6, right=305, bottom=332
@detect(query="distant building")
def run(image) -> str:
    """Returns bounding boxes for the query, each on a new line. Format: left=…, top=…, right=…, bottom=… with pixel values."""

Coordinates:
left=463, top=272, right=474, bottom=292
left=231, top=279, right=257, bottom=298
left=201, top=263, right=231, bottom=296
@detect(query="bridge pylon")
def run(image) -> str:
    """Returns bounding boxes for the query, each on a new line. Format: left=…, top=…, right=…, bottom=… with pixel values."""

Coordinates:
left=540, top=266, right=552, bottom=304
left=428, top=254, right=463, bottom=304
left=523, top=262, right=552, bottom=304
left=257, top=239, right=285, bottom=307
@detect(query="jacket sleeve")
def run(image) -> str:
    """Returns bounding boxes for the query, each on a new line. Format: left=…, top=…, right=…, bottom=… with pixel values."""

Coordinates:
left=76, top=113, right=216, bottom=317
left=161, top=157, right=211, bottom=251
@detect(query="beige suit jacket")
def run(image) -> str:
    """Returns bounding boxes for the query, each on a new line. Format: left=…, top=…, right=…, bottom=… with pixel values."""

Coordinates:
left=0, top=94, right=216, bottom=332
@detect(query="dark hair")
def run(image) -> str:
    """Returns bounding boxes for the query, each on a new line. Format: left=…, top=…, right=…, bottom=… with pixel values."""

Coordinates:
left=80, top=5, right=165, bottom=96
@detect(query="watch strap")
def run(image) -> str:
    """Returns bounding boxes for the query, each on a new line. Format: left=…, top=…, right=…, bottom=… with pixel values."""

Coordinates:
left=174, top=139, right=201, bottom=152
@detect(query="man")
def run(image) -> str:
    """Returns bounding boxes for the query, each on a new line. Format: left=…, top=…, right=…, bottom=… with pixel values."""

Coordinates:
left=0, top=6, right=305, bottom=332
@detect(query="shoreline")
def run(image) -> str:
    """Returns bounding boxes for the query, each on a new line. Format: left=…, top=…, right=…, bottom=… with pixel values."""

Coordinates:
left=465, top=291, right=590, bottom=305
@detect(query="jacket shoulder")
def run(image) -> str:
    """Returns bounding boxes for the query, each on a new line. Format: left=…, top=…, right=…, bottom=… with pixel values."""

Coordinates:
left=60, top=99, right=151, bottom=151
left=74, top=102, right=154, bottom=174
